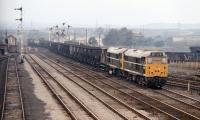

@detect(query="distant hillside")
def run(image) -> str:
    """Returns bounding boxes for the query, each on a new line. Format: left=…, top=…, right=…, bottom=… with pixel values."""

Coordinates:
left=136, top=23, right=200, bottom=29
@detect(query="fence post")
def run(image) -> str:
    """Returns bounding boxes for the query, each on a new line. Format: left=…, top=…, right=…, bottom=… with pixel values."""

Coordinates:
left=187, top=81, right=192, bottom=94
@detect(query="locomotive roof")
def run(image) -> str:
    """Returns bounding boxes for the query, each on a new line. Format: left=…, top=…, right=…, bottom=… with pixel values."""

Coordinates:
left=125, top=49, right=165, bottom=58
left=53, top=42, right=104, bottom=50
left=107, top=47, right=127, bottom=54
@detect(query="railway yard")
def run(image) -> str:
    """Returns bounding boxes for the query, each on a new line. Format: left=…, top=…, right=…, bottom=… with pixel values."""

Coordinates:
left=2, top=0, right=200, bottom=119
left=0, top=47, right=200, bottom=120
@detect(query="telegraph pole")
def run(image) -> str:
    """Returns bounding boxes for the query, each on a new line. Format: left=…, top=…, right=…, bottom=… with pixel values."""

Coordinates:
left=49, top=27, right=52, bottom=46
left=99, top=33, right=101, bottom=47
left=67, top=25, right=71, bottom=41
left=15, top=7, right=23, bottom=54
left=55, top=25, right=60, bottom=42
left=48, top=27, right=51, bottom=42
left=73, top=31, right=76, bottom=41
left=61, top=22, right=66, bottom=43
left=85, top=28, right=87, bottom=45
left=5, top=30, right=8, bottom=41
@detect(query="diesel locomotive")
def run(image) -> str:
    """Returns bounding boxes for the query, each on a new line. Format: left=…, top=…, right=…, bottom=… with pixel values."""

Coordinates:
left=31, top=41, right=168, bottom=88
left=107, top=47, right=168, bottom=88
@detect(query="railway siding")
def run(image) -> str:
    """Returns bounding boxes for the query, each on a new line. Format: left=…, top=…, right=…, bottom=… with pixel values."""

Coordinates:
left=0, top=57, right=8, bottom=119
left=1, top=56, right=25, bottom=120
left=38, top=52, right=200, bottom=120
left=20, top=56, right=69, bottom=120
left=26, top=55, right=95, bottom=120
left=38, top=53, right=179, bottom=120
left=39, top=55, right=151, bottom=120
left=167, top=76, right=200, bottom=91
left=156, top=89, right=200, bottom=109
left=28, top=54, right=127, bottom=120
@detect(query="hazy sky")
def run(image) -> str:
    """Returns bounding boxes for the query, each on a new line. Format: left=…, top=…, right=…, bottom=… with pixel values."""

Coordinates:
left=0, top=0, right=200, bottom=28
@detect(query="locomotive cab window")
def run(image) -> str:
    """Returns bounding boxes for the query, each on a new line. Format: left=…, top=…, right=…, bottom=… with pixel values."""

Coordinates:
left=150, top=52, right=163, bottom=57
left=116, top=54, right=119, bottom=59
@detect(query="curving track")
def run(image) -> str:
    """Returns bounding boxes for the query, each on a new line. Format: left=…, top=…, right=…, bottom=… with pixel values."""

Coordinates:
left=25, top=55, right=99, bottom=120
left=26, top=54, right=148, bottom=120
left=38, top=51, right=200, bottom=120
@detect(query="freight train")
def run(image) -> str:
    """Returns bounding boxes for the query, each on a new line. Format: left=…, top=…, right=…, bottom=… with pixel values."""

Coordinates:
left=31, top=41, right=168, bottom=88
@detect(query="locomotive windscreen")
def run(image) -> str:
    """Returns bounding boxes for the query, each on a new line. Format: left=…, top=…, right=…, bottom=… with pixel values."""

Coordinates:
left=150, top=52, right=164, bottom=57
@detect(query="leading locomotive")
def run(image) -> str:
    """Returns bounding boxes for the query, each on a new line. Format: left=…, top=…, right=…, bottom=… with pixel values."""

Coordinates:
left=107, top=47, right=168, bottom=88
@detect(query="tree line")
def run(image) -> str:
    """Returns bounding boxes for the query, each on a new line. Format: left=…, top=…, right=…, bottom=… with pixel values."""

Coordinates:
left=102, top=27, right=165, bottom=47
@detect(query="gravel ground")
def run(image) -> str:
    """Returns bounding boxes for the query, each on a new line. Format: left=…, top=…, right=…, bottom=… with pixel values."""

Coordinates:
left=18, top=58, right=69, bottom=120
left=32, top=54, right=125, bottom=120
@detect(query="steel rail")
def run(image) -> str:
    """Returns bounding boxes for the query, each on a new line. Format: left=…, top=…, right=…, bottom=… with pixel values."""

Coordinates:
left=1, top=56, right=26, bottom=120
left=39, top=54, right=181, bottom=120
left=152, top=89, right=200, bottom=110
left=168, top=76, right=200, bottom=86
left=25, top=55, right=78, bottom=120
left=37, top=54, right=150, bottom=120
left=70, top=65, right=200, bottom=120
left=162, top=88, right=200, bottom=103
left=15, top=57, right=26, bottom=120
left=71, top=65, right=200, bottom=120
left=166, top=81, right=200, bottom=90
left=0, top=56, right=8, bottom=61
left=27, top=55, right=99, bottom=120
left=0, top=57, right=9, bottom=120
left=40, top=53, right=200, bottom=120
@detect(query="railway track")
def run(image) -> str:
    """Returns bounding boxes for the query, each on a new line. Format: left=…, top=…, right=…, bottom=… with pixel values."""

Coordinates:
left=169, top=77, right=200, bottom=85
left=37, top=53, right=200, bottom=120
left=26, top=54, right=145, bottom=120
left=25, top=55, right=99, bottom=120
left=1, top=55, right=25, bottom=120
left=0, top=57, right=8, bottom=119
left=159, top=88, right=200, bottom=109
left=34, top=54, right=153, bottom=120
left=0, top=56, right=8, bottom=61
left=166, top=77, right=200, bottom=90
